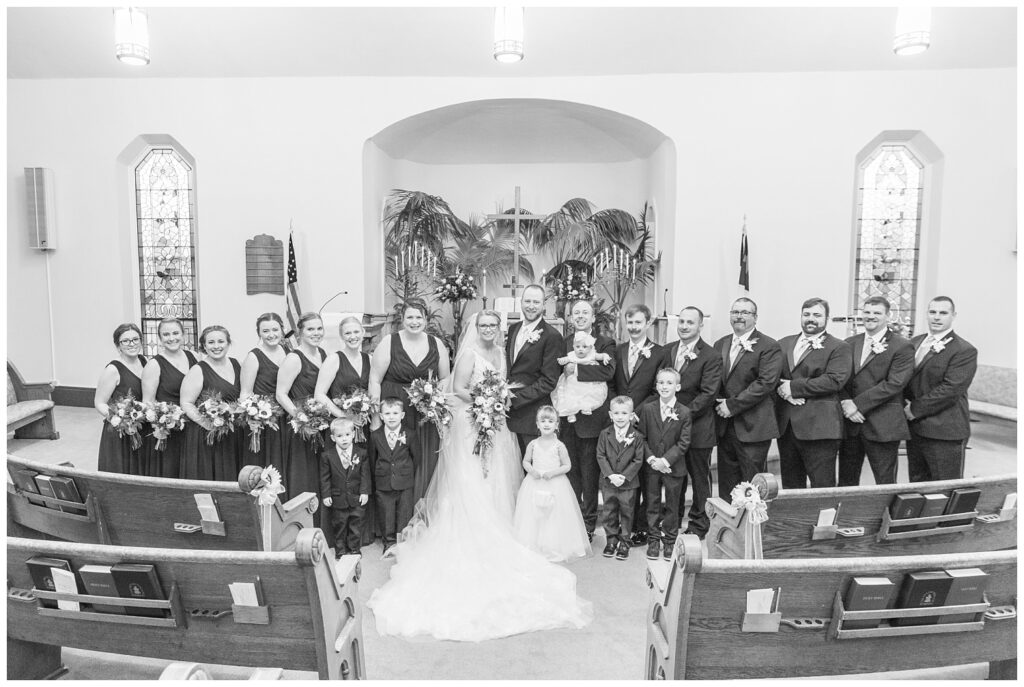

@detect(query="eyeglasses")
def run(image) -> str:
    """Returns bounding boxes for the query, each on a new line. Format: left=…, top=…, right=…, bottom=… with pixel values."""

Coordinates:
left=729, top=310, right=755, bottom=317
left=119, top=337, right=142, bottom=345
left=477, top=324, right=499, bottom=330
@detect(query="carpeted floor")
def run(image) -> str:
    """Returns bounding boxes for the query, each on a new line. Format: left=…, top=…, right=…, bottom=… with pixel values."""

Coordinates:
left=7, top=407, right=1016, bottom=680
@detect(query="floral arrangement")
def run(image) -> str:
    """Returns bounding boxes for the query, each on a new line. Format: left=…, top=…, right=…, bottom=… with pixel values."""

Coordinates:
left=197, top=390, right=240, bottom=446
left=466, top=369, right=517, bottom=477
left=289, top=398, right=332, bottom=449
left=144, top=401, right=186, bottom=451
left=236, top=394, right=281, bottom=453
left=406, top=372, right=453, bottom=437
left=332, top=388, right=377, bottom=442
left=249, top=465, right=286, bottom=506
left=553, top=269, right=593, bottom=302
left=730, top=481, right=770, bottom=525
left=434, top=268, right=478, bottom=303
left=106, top=393, right=147, bottom=450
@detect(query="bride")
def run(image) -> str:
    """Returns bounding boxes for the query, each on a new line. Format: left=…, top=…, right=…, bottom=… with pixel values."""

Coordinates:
left=367, top=309, right=593, bottom=642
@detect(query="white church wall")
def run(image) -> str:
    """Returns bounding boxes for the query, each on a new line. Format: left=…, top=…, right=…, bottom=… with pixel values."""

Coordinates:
left=6, top=68, right=1015, bottom=387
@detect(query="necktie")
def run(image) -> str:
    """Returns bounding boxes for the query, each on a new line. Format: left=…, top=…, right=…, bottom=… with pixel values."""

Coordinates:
left=340, top=451, right=352, bottom=470
left=675, top=344, right=689, bottom=371
left=860, top=334, right=873, bottom=367
left=628, top=344, right=640, bottom=375
left=661, top=404, right=674, bottom=422
left=794, top=336, right=812, bottom=363
left=387, top=431, right=398, bottom=449
left=729, top=338, right=743, bottom=370
left=616, top=430, right=627, bottom=443
left=915, top=335, right=935, bottom=366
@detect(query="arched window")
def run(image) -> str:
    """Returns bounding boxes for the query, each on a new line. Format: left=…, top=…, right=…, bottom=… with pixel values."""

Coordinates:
left=134, top=147, right=199, bottom=355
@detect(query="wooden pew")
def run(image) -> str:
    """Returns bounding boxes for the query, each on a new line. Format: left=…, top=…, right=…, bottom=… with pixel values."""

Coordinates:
left=646, top=535, right=1017, bottom=680
left=7, top=529, right=365, bottom=680
left=707, top=472, right=1016, bottom=559
left=7, top=454, right=317, bottom=552
left=160, top=662, right=285, bottom=679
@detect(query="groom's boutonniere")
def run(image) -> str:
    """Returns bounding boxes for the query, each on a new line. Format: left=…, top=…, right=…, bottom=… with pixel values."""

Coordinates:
left=870, top=339, right=888, bottom=355
left=809, top=336, right=825, bottom=351
left=525, top=329, right=541, bottom=345
left=931, top=336, right=953, bottom=353
left=740, top=338, right=758, bottom=353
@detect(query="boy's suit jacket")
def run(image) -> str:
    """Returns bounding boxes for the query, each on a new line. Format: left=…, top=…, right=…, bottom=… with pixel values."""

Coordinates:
left=611, top=338, right=662, bottom=410
left=775, top=332, right=852, bottom=441
left=562, top=330, right=617, bottom=438
left=904, top=331, right=978, bottom=441
left=595, top=426, right=645, bottom=489
left=661, top=338, right=723, bottom=449
left=319, top=445, right=371, bottom=509
left=840, top=330, right=914, bottom=442
left=635, top=400, right=692, bottom=478
left=505, top=318, right=563, bottom=435
left=366, top=426, right=416, bottom=492
left=713, top=330, right=783, bottom=442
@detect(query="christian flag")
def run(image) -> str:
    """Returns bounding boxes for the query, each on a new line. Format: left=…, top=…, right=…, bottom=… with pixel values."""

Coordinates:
left=738, top=219, right=750, bottom=291
left=285, top=230, right=303, bottom=343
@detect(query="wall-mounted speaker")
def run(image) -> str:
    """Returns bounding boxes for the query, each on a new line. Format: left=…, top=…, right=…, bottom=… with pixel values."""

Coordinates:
left=25, top=167, right=56, bottom=251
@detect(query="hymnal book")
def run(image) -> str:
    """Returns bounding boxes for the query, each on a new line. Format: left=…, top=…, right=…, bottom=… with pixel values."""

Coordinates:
left=893, top=570, right=953, bottom=626
left=888, top=493, right=925, bottom=533
left=32, top=475, right=64, bottom=511
left=26, top=556, right=73, bottom=609
left=78, top=564, right=127, bottom=615
left=49, top=476, right=87, bottom=515
left=51, top=568, right=81, bottom=612
left=940, top=488, right=981, bottom=527
left=938, top=568, right=989, bottom=624
left=229, top=576, right=265, bottom=607
left=9, top=467, right=46, bottom=506
left=111, top=563, right=166, bottom=618
left=915, top=493, right=950, bottom=530
left=843, top=576, right=897, bottom=630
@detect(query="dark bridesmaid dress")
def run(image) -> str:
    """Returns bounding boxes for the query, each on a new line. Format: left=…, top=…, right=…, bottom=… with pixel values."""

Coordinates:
left=97, top=357, right=147, bottom=474
left=280, top=348, right=327, bottom=518
left=329, top=349, right=377, bottom=544
left=180, top=359, right=243, bottom=481
left=381, top=334, right=441, bottom=503
left=140, top=351, right=197, bottom=478
left=241, top=348, right=285, bottom=472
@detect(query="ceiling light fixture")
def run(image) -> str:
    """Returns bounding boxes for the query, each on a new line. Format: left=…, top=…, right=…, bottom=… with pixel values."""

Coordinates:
left=493, top=7, right=524, bottom=63
left=114, top=7, right=150, bottom=66
left=893, top=7, right=931, bottom=56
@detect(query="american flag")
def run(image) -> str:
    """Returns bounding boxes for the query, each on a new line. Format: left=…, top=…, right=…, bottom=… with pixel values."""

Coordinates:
left=738, top=217, right=750, bottom=291
left=285, top=230, right=302, bottom=344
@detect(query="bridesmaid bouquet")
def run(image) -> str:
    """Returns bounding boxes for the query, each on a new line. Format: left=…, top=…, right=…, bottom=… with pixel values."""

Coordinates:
left=466, top=370, right=516, bottom=477
left=197, top=391, right=239, bottom=446
left=332, top=388, right=377, bottom=442
left=106, top=393, right=147, bottom=450
left=289, top=398, right=332, bottom=449
left=236, top=394, right=281, bottom=453
left=406, top=373, right=453, bottom=437
left=144, top=401, right=186, bottom=451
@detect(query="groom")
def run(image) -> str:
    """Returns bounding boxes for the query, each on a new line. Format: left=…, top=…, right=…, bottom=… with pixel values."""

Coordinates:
left=506, top=284, right=563, bottom=456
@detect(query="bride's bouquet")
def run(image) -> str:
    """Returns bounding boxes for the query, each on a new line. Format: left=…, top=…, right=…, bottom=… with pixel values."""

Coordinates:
left=105, top=393, right=147, bottom=450
left=332, top=388, right=377, bottom=442
left=467, top=369, right=517, bottom=477
left=144, top=400, right=186, bottom=451
left=236, top=394, right=281, bottom=453
left=406, top=372, right=453, bottom=438
left=197, top=391, right=240, bottom=446
left=289, top=398, right=332, bottom=449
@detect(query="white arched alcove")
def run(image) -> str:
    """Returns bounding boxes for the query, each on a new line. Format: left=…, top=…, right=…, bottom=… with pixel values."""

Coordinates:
left=362, top=99, right=676, bottom=315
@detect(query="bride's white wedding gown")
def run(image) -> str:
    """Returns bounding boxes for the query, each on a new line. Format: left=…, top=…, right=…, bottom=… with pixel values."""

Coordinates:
left=366, top=350, right=593, bottom=642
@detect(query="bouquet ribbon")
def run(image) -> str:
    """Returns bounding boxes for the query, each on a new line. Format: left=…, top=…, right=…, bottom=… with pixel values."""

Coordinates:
left=730, top=481, right=768, bottom=559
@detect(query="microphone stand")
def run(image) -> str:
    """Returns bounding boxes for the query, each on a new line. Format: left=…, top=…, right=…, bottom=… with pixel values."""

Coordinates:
left=317, top=291, right=350, bottom=315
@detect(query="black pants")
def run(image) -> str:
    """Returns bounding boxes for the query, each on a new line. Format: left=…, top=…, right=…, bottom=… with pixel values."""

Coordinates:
left=645, top=471, right=685, bottom=544
left=778, top=427, right=839, bottom=489
left=716, top=422, right=771, bottom=499
left=329, top=506, right=364, bottom=554
left=838, top=434, right=899, bottom=486
left=564, top=428, right=600, bottom=533
left=376, top=487, right=414, bottom=546
left=600, top=483, right=636, bottom=544
left=907, top=433, right=966, bottom=482
left=632, top=463, right=651, bottom=535
left=678, top=446, right=714, bottom=536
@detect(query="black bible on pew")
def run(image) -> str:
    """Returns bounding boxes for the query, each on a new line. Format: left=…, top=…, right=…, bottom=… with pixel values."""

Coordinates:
left=940, top=488, right=982, bottom=527
left=25, top=556, right=74, bottom=609
left=891, top=570, right=953, bottom=627
left=111, top=563, right=167, bottom=618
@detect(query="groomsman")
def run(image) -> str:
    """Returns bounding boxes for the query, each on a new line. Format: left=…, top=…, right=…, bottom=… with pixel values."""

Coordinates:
left=562, top=299, right=616, bottom=541
left=662, top=307, right=722, bottom=539
left=714, top=298, right=782, bottom=499
left=611, top=304, right=662, bottom=545
left=837, top=296, right=914, bottom=486
left=506, top=284, right=563, bottom=456
left=903, top=296, right=978, bottom=482
left=775, top=297, right=852, bottom=489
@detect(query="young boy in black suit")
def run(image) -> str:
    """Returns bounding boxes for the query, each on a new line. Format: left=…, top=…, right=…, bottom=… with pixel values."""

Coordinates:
left=320, top=417, right=371, bottom=559
left=635, top=368, right=692, bottom=561
left=596, top=396, right=646, bottom=560
left=366, top=397, right=416, bottom=555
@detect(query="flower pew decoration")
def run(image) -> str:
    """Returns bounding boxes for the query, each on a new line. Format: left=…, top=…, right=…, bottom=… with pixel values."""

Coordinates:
left=145, top=401, right=186, bottom=451
left=197, top=390, right=240, bottom=446
left=434, top=268, right=478, bottom=303
left=730, top=481, right=770, bottom=525
left=237, top=394, right=281, bottom=453
left=248, top=465, right=287, bottom=507
left=466, top=369, right=518, bottom=477
left=289, top=398, right=332, bottom=450
left=332, top=388, right=377, bottom=442
left=106, top=393, right=147, bottom=450
left=406, top=372, right=454, bottom=438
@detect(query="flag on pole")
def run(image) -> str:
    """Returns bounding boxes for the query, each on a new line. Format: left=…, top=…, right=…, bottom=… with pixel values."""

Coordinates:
left=738, top=216, right=750, bottom=291
left=285, top=228, right=303, bottom=344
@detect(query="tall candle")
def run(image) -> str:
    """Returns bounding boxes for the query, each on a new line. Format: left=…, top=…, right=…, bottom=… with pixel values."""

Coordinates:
left=482, top=270, right=487, bottom=295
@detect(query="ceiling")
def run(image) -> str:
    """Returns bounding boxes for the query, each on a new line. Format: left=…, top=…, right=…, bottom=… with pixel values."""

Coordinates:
left=7, top=6, right=1017, bottom=80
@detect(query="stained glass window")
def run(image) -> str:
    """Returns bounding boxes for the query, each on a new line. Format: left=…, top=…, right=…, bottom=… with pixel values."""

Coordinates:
left=135, top=148, right=199, bottom=356
left=853, top=145, right=923, bottom=337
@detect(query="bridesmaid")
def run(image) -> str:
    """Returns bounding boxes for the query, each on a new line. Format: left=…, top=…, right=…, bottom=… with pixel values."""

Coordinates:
left=277, top=312, right=327, bottom=517
left=140, top=317, right=197, bottom=478
left=369, top=298, right=451, bottom=503
left=95, top=323, right=147, bottom=474
left=315, top=316, right=375, bottom=544
left=180, top=325, right=243, bottom=481
left=239, top=313, right=288, bottom=472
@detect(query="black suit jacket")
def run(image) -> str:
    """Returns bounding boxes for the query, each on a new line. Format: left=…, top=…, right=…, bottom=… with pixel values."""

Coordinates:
left=611, top=339, right=662, bottom=411
left=662, top=338, right=723, bottom=449
left=319, top=445, right=371, bottom=510
left=840, top=331, right=914, bottom=442
left=775, top=332, right=852, bottom=441
left=595, top=426, right=645, bottom=489
left=563, top=330, right=617, bottom=438
left=366, top=426, right=416, bottom=492
left=713, top=329, right=783, bottom=442
left=505, top=319, right=563, bottom=435
left=904, top=331, right=977, bottom=441
left=635, top=400, right=692, bottom=478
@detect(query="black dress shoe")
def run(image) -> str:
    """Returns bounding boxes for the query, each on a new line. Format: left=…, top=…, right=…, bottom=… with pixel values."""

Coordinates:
left=683, top=528, right=706, bottom=540
left=645, top=539, right=661, bottom=560
left=602, top=541, right=617, bottom=558
left=630, top=531, right=648, bottom=547
left=663, top=544, right=674, bottom=560
left=615, top=541, right=630, bottom=560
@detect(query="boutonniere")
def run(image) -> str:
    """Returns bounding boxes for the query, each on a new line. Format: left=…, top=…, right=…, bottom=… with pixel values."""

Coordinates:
left=684, top=349, right=698, bottom=362
left=931, top=336, right=953, bottom=353
left=525, top=329, right=541, bottom=345
left=395, top=432, right=407, bottom=445
left=663, top=409, right=679, bottom=422
left=809, top=336, right=825, bottom=350
left=869, top=339, right=888, bottom=355
left=639, top=344, right=653, bottom=359
left=739, top=338, right=758, bottom=353
left=623, top=433, right=636, bottom=446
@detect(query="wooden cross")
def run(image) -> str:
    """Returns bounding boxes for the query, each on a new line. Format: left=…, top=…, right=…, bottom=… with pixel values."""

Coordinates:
left=485, top=186, right=546, bottom=301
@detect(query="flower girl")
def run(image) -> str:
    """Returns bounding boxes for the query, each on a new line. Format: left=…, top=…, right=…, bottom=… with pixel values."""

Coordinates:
left=512, top=406, right=592, bottom=562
